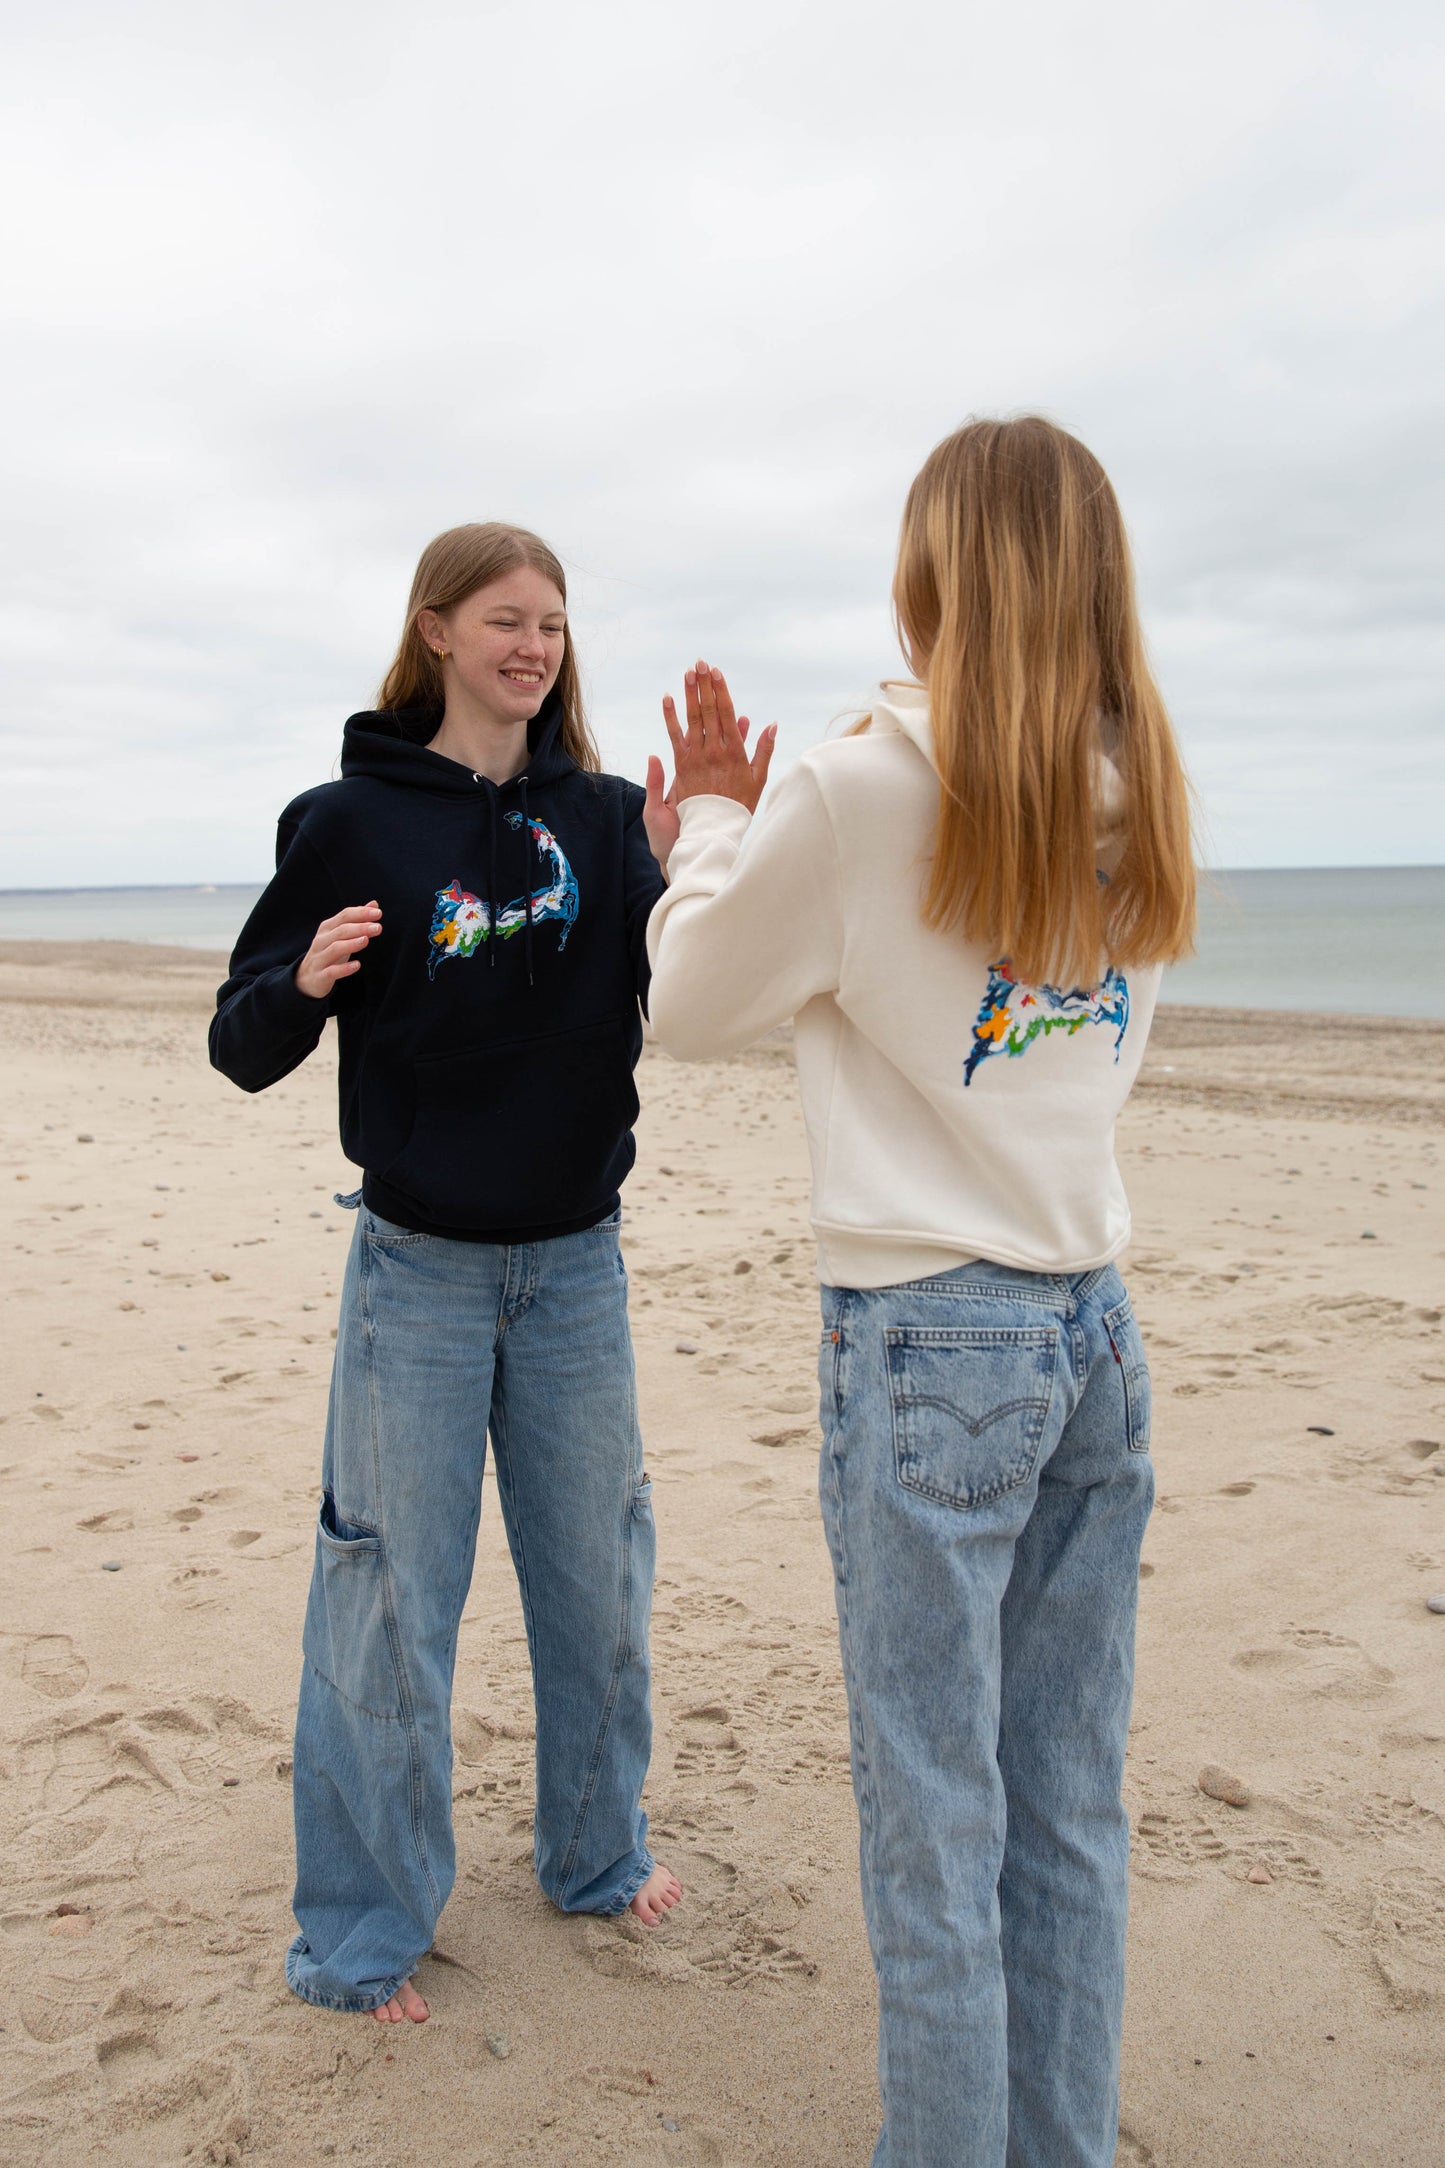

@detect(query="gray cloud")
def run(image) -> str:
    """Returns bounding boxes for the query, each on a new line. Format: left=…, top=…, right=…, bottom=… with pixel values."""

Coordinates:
left=1, top=0, right=1440, bottom=881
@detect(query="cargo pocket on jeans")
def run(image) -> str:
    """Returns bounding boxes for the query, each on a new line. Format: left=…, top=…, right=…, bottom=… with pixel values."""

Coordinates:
left=886, top=1325, right=1061, bottom=1509
left=302, top=1494, right=403, bottom=1719
left=1103, top=1298, right=1152, bottom=1453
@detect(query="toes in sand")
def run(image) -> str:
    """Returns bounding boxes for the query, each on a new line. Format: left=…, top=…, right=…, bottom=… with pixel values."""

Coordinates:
left=372, top=1978, right=429, bottom=2023
left=630, top=1862, right=684, bottom=1925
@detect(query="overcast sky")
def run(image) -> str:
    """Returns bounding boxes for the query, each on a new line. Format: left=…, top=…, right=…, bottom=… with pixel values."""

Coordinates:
left=2, top=0, right=1440, bottom=884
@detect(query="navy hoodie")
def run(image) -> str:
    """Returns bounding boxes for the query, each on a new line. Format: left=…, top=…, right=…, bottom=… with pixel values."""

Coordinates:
left=209, top=693, right=666, bottom=1241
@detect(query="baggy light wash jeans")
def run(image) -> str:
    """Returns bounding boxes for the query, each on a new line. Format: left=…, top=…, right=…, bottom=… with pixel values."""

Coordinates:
left=285, top=1201, right=656, bottom=2012
left=818, top=1260, right=1154, bottom=2168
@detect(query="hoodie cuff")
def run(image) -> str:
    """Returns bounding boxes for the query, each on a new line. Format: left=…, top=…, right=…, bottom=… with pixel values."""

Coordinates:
left=253, top=960, right=331, bottom=1031
left=675, top=794, right=753, bottom=844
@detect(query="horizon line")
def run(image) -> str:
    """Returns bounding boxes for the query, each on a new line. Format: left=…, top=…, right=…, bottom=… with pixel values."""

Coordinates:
left=3, top=864, right=1445, bottom=898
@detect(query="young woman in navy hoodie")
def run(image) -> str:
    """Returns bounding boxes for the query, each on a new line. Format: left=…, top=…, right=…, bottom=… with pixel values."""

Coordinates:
left=211, top=523, right=681, bottom=2023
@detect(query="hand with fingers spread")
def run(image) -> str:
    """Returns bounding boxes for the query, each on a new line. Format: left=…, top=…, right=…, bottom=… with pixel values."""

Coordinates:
left=644, top=661, right=777, bottom=871
left=294, top=902, right=383, bottom=1001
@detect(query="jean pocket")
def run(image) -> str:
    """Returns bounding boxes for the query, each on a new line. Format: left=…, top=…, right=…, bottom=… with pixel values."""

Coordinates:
left=362, top=1210, right=431, bottom=1250
left=302, top=1496, right=403, bottom=1719
left=1103, top=1297, right=1152, bottom=1453
left=886, top=1325, right=1061, bottom=1509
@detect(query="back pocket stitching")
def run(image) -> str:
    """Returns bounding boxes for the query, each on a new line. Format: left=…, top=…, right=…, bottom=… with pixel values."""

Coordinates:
left=886, top=1325, right=1059, bottom=1510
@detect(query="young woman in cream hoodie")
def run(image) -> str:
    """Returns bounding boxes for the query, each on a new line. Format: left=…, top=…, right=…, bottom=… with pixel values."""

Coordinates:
left=642, top=417, right=1196, bottom=2168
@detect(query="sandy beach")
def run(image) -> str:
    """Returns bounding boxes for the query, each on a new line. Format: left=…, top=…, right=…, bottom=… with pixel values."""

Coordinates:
left=1, top=939, right=1442, bottom=2168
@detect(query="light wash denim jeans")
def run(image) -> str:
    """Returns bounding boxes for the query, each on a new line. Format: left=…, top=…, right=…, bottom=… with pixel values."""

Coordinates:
left=818, top=1259, right=1154, bottom=2168
left=285, top=1201, right=656, bottom=2013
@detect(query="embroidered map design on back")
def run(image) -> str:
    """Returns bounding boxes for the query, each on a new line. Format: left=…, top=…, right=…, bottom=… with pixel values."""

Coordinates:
left=427, top=813, right=579, bottom=977
left=963, top=961, right=1129, bottom=1085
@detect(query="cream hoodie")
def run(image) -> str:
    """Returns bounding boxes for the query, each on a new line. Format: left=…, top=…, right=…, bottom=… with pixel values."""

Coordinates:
left=645, top=682, right=1161, bottom=1289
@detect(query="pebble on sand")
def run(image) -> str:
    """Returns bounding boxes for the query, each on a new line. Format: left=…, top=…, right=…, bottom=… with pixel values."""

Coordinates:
left=1247, top=1863, right=1274, bottom=1884
left=101, top=1561, right=123, bottom=1572
left=1426, top=1595, right=1445, bottom=1615
left=210, top=1270, right=230, bottom=1282
left=486, top=2033, right=510, bottom=2060
left=1306, top=1425, right=1335, bottom=1436
left=675, top=1340, right=699, bottom=1355
left=733, top=1259, right=752, bottom=1274
left=1198, top=1764, right=1251, bottom=1808
left=76, top=1133, right=94, bottom=1143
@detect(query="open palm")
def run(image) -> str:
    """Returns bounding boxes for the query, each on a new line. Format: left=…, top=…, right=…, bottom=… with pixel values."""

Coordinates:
left=644, top=660, right=777, bottom=869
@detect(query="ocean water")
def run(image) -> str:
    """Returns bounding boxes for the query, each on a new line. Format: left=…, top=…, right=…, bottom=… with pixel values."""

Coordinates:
left=0, top=884, right=266, bottom=951
left=0, top=867, right=1440, bottom=1019
left=1161, top=866, right=1444, bottom=1020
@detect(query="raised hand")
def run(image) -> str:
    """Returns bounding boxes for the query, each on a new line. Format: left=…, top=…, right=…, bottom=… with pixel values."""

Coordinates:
left=295, top=903, right=383, bottom=1000
left=660, top=661, right=777, bottom=813
left=643, top=756, right=680, bottom=872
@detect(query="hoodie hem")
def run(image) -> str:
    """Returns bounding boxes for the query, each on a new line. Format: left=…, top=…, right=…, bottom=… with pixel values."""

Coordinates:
left=360, top=1173, right=622, bottom=1247
left=810, top=1217, right=1132, bottom=1291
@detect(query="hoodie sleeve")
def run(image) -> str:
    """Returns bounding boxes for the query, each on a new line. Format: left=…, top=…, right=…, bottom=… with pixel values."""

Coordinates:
left=208, top=819, right=342, bottom=1093
left=622, top=783, right=668, bottom=1012
left=645, top=760, right=843, bottom=1060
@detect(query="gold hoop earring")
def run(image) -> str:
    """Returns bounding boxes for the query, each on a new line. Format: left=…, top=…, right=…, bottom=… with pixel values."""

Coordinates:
left=434, top=647, right=447, bottom=660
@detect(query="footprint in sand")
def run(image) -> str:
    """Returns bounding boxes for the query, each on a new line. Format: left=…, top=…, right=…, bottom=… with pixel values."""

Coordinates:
left=97, top=2027, right=163, bottom=2079
left=1369, top=1867, right=1445, bottom=2008
left=673, top=1704, right=747, bottom=1783
left=77, top=1509, right=134, bottom=1534
left=1231, top=1626, right=1395, bottom=1702
left=21, top=1957, right=110, bottom=2044
left=583, top=1850, right=817, bottom=1993
left=20, top=1712, right=175, bottom=1816
left=670, top=1591, right=754, bottom=1634
left=1132, top=1806, right=1324, bottom=1890
left=21, top=1632, right=89, bottom=1699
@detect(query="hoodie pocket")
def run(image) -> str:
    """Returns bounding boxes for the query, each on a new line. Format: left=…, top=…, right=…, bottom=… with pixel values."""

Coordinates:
left=380, top=1018, right=637, bottom=1231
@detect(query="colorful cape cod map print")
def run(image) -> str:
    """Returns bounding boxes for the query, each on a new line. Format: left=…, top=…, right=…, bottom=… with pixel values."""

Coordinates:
left=963, top=962, right=1130, bottom=1085
left=427, top=813, right=580, bottom=977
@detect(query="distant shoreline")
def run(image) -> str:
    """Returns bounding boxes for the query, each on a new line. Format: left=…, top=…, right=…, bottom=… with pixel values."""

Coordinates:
left=3, top=865, right=1442, bottom=896
left=2, top=939, right=1443, bottom=1044
left=3, top=861, right=1442, bottom=1021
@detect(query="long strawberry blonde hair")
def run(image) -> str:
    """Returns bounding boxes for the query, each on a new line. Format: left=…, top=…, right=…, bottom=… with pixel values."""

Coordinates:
left=892, top=417, right=1195, bottom=988
left=377, top=522, right=601, bottom=772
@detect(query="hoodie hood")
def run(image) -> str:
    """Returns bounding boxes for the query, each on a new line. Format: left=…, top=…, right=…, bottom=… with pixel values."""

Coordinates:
left=339, top=687, right=577, bottom=792
left=870, top=679, right=1128, bottom=866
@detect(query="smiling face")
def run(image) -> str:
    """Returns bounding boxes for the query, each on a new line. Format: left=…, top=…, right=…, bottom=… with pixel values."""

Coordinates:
left=420, top=566, right=567, bottom=730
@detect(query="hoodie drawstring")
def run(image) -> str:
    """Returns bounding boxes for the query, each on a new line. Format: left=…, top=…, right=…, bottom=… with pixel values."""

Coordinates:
left=519, top=776, right=534, bottom=988
left=486, top=788, right=500, bottom=969
left=473, top=770, right=536, bottom=987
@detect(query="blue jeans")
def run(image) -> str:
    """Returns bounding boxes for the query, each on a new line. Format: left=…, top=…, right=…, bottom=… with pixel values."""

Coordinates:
left=818, top=1261, right=1154, bottom=2168
left=286, top=1204, right=656, bottom=2013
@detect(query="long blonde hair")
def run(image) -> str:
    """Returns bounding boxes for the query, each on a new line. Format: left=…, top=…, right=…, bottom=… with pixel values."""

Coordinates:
left=892, top=417, right=1195, bottom=987
left=377, top=522, right=600, bottom=773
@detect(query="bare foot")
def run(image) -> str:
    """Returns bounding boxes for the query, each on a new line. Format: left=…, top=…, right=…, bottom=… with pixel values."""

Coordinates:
left=371, top=1977, right=429, bottom=2023
left=629, top=1862, right=683, bottom=1925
